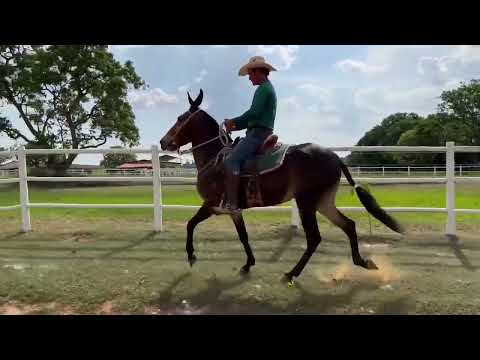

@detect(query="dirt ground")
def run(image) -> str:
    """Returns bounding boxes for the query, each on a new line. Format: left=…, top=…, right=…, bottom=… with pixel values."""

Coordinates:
left=0, top=218, right=479, bottom=315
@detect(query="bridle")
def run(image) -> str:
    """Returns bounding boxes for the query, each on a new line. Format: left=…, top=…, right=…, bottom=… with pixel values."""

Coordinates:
left=171, top=109, right=230, bottom=155
left=164, top=108, right=233, bottom=176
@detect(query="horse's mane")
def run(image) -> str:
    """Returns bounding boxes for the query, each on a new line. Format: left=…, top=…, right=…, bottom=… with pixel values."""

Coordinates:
left=198, top=109, right=233, bottom=143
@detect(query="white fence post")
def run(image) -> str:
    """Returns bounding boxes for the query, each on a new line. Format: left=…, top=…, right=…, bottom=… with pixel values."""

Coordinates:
left=151, top=145, right=163, bottom=232
left=408, top=166, right=411, bottom=177
left=18, top=146, right=31, bottom=232
left=446, top=142, right=456, bottom=236
left=382, top=166, right=385, bottom=177
left=459, top=165, right=463, bottom=177
left=291, top=198, right=301, bottom=228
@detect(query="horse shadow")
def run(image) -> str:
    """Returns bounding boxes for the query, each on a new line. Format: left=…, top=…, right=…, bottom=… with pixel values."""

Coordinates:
left=447, top=235, right=477, bottom=271
left=150, top=270, right=414, bottom=315
left=100, top=231, right=157, bottom=259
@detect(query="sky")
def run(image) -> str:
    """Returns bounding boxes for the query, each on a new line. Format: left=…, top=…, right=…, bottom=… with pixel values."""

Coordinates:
left=1, top=45, right=480, bottom=165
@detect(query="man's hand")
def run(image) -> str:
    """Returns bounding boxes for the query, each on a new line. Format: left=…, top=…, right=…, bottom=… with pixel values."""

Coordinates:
left=224, top=119, right=236, bottom=132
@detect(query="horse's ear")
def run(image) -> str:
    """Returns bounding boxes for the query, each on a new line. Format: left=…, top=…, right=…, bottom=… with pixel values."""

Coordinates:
left=193, top=89, right=203, bottom=108
left=187, top=92, right=194, bottom=106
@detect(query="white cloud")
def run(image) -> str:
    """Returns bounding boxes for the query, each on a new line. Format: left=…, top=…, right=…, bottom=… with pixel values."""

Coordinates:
left=248, top=45, right=300, bottom=70
left=297, top=84, right=337, bottom=112
left=354, top=86, right=440, bottom=118
left=177, top=85, right=189, bottom=93
left=129, top=88, right=178, bottom=109
left=210, top=45, right=231, bottom=48
left=280, top=96, right=301, bottom=112
left=194, top=69, right=208, bottom=83
left=109, top=45, right=153, bottom=52
left=335, top=59, right=388, bottom=74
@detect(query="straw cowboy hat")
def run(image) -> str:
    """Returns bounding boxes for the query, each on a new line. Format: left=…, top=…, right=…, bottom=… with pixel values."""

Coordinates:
left=238, top=56, right=277, bottom=76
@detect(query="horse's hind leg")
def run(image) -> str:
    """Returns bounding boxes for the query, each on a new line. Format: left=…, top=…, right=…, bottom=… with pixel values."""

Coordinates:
left=318, top=203, right=377, bottom=270
left=230, top=212, right=255, bottom=275
left=284, top=195, right=322, bottom=283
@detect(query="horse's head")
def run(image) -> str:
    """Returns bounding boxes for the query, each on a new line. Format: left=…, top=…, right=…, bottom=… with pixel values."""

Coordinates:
left=160, top=89, right=204, bottom=151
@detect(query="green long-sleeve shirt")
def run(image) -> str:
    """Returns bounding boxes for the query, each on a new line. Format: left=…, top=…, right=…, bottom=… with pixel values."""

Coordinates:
left=232, top=80, right=277, bottom=131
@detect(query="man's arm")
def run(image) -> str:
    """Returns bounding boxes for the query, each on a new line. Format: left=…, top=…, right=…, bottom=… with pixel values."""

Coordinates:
left=228, top=86, right=269, bottom=131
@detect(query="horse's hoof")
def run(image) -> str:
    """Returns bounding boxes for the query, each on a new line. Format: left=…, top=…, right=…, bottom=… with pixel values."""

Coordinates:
left=365, top=259, right=378, bottom=270
left=188, top=254, right=197, bottom=267
left=239, top=266, right=250, bottom=276
left=239, top=267, right=251, bottom=278
left=282, top=273, right=296, bottom=287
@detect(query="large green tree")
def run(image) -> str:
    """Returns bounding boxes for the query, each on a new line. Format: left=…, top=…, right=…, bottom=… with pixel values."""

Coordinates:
left=0, top=45, right=144, bottom=174
left=438, top=79, right=480, bottom=146
left=346, top=113, right=421, bottom=165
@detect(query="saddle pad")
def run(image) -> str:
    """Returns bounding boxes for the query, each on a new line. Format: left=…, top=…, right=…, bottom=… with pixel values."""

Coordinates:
left=242, top=143, right=290, bottom=175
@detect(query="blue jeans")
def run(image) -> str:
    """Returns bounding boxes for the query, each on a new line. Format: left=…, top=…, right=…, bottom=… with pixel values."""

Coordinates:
left=224, top=127, right=273, bottom=175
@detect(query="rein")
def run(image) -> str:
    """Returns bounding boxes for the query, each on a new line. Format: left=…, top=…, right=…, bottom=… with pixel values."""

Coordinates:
left=177, top=111, right=231, bottom=155
left=172, top=109, right=233, bottom=176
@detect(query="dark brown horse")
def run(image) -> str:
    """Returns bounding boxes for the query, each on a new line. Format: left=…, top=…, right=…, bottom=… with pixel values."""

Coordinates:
left=160, top=90, right=403, bottom=284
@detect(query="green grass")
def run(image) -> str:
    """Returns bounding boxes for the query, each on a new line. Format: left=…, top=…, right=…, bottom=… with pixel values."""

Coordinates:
left=1, top=183, right=479, bottom=229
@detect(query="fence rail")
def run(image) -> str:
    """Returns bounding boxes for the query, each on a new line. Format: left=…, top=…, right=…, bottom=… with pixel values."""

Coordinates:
left=1, top=142, right=480, bottom=236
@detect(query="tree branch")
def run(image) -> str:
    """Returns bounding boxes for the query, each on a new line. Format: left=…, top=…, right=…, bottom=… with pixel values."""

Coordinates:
left=2, top=127, right=32, bottom=143
left=65, top=112, right=79, bottom=148
left=80, top=135, right=107, bottom=149
left=2, top=81, right=40, bottom=138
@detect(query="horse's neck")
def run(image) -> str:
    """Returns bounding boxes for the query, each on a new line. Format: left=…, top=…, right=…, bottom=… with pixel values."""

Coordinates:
left=191, top=128, right=224, bottom=172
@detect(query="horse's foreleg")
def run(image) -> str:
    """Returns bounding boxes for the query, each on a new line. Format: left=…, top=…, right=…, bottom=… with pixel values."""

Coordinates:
left=230, top=212, right=255, bottom=275
left=186, top=203, right=213, bottom=266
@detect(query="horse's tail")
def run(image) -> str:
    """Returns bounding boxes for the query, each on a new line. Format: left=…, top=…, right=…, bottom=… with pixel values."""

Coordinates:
left=338, top=159, right=404, bottom=234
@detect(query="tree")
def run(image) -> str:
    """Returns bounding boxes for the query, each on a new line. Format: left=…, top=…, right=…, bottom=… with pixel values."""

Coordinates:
left=0, top=45, right=145, bottom=175
left=438, top=79, right=480, bottom=146
left=345, top=113, right=422, bottom=165
left=438, top=79, right=480, bottom=163
left=396, top=113, right=475, bottom=164
left=100, top=146, right=137, bottom=169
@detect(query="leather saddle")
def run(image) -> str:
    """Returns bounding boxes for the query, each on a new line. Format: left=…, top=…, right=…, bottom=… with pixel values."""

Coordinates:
left=221, top=134, right=290, bottom=209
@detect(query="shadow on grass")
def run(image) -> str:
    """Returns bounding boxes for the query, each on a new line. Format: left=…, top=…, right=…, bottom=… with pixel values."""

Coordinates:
left=267, top=226, right=298, bottom=263
left=447, top=235, right=477, bottom=271
left=100, top=231, right=157, bottom=259
left=149, top=271, right=415, bottom=315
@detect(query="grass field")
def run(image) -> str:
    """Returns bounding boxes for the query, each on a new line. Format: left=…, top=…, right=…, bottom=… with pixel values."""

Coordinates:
left=0, top=183, right=479, bottom=315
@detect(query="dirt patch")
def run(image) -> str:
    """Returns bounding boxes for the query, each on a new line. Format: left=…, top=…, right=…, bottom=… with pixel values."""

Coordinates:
left=315, top=255, right=404, bottom=287
left=0, top=303, right=41, bottom=315
left=70, top=231, right=96, bottom=243
left=96, top=301, right=116, bottom=315
left=0, top=302, right=77, bottom=315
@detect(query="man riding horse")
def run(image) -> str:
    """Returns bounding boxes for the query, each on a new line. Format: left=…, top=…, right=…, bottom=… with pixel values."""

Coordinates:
left=159, top=56, right=404, bottom=283
left=222, top=56, right=278, bottom=213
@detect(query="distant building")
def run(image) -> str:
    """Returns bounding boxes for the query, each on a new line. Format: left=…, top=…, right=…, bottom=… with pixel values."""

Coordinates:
left=0, top=161, right=103, bottom=173
left=117, top=154, right=182, bottom=170
left=0, top=160, right=18, bottom=170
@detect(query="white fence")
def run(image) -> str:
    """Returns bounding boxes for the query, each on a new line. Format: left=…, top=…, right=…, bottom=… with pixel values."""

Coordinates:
left=3, top=164, right=480, bottom=179
left=1, top=142, right=479, bottom=236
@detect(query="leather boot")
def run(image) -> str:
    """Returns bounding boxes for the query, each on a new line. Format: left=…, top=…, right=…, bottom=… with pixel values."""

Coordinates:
left=223, top=171, right=241, bottom=212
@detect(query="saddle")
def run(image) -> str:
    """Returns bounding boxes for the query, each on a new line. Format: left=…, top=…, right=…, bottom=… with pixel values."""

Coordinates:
left=222, top=134, right=290, bottom=208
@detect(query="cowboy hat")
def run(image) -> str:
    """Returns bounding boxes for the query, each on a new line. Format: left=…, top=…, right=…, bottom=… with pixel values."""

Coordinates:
left=238, top=56, right=277, bottom=76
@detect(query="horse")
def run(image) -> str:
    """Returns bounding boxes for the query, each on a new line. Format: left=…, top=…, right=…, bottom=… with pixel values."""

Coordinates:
left=160, top=89, right=404, bottom=284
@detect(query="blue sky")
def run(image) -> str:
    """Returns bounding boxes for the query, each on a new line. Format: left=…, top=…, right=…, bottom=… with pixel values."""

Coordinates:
left=2, top=45, right=480, bottom=165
